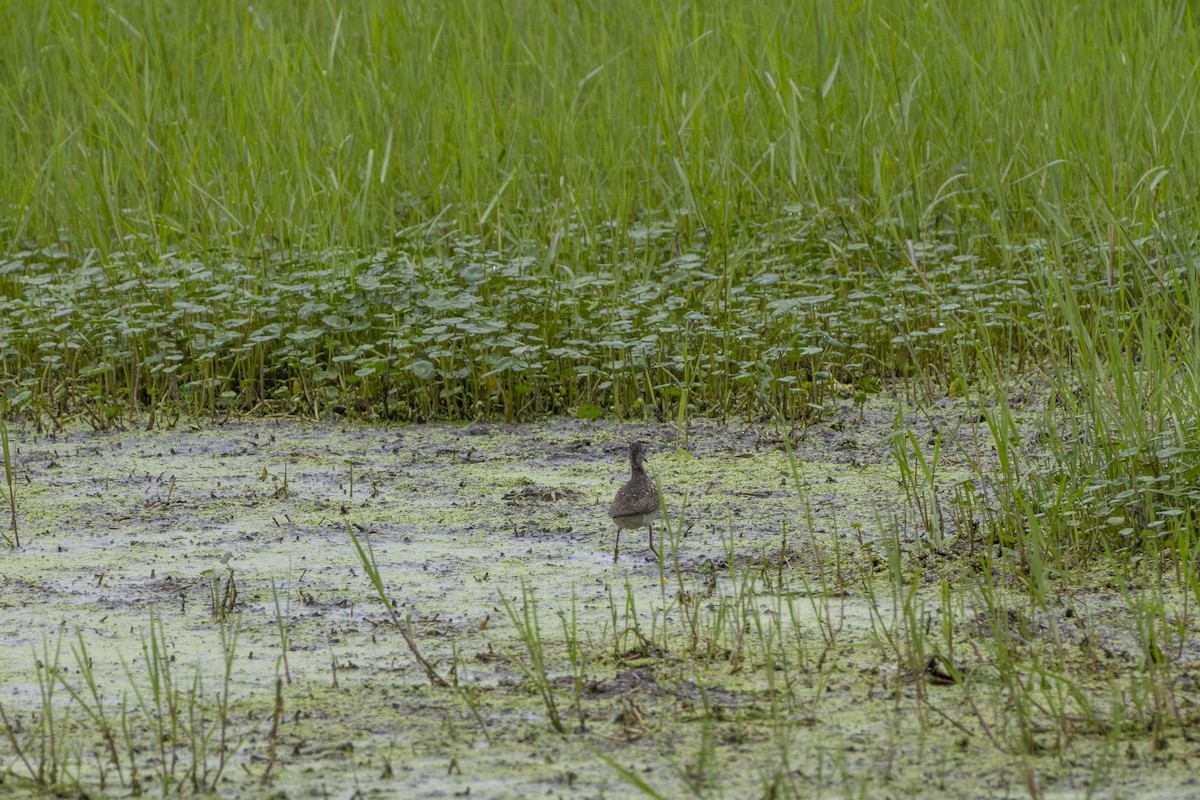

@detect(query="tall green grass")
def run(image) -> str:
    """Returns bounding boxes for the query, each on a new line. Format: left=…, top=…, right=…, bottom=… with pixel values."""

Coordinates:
left=1, top=0, right=1197, bottom=255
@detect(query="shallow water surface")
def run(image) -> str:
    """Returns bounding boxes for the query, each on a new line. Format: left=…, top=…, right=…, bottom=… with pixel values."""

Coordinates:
left=0, top=408, right=1195, bottom=798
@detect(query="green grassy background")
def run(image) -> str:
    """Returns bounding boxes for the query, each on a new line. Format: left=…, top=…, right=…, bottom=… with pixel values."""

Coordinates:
left=2, top=0, right=1196, bottom=253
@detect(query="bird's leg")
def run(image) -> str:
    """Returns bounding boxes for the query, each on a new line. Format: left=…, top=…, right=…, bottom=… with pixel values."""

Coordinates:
left=613, top=529, right=621, bottom=563
left=647, top=524, right=660, bottom=561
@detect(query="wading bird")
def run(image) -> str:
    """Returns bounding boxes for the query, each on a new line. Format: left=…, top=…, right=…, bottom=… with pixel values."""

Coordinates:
left=608, top=441, right=662, bottom=562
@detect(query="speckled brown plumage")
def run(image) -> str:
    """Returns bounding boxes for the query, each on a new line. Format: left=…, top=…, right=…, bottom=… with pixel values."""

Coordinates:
left=608, top=441, right=662, bottom=562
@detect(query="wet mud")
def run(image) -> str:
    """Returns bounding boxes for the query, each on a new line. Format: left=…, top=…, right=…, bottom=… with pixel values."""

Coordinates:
left=0, top=398, right=1197, bottom=798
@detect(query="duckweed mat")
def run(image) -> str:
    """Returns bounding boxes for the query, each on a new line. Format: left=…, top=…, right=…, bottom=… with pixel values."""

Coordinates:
left=1, top=405, right=1198, bottom=798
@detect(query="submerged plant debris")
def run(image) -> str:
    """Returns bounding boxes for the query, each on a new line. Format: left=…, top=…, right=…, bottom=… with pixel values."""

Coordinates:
left=1, top=400, right=1198, bottom=798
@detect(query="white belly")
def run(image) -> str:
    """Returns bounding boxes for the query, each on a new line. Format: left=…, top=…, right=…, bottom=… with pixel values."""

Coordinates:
left=612, top=508, right=661, bottom=530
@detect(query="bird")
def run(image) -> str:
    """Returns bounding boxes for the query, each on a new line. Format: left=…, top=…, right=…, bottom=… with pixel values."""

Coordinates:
left=607, top=441, right=662, bottom=563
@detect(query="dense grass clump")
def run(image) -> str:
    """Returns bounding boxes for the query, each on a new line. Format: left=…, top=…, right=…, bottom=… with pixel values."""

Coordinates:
left=0, top=0, right=1198, bottom=255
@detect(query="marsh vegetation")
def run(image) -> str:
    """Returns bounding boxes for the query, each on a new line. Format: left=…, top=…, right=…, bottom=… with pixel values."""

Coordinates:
left=3, top=1, right=1200, bottom=797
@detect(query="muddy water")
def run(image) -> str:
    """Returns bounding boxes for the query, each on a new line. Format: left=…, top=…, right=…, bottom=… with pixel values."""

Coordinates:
left=0, top=404, right=1196, bottom=798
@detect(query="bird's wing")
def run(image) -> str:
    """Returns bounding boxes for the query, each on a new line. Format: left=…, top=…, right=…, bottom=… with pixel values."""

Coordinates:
left=609, top=480, right=660, bottom=517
